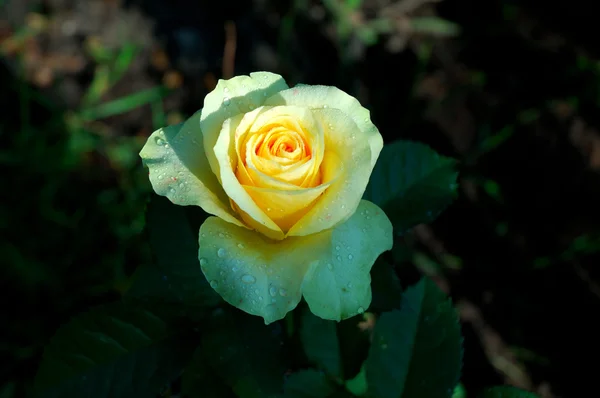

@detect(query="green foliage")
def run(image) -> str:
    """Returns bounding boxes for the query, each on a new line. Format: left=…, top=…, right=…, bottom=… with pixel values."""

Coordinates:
left=284, top=370, right=336, bottom=397
left=364, top=141, right=458, bottom=235
left=478, top=386, right=538, bottom=397
left=34, top=302, right=193, bottom=398
left=126, top=195, right=221, bottom=310
left=181, top=346, right=235, bottom=397
left=365, top=278, right=463, bottom=398
left=300, top=308, right=342, bottom=379
left=201, top=311, right=287, bottom=398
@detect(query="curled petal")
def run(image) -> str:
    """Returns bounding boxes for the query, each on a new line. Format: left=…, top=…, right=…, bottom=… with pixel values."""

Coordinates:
left=139, top=112, right=243, bottom=227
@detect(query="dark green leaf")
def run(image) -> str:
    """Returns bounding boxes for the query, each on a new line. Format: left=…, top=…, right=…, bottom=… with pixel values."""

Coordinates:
left=181, top=346, right=235, bottom=398
left=363, top=141, right=458, bottom=235
left=365, top=278, right=463, bottom=398
left=300, top=307, right=342, bottom=378
left=479, top=386, right=539, bottom=398
left=126, top=195, right=220, bottom=309
left=202, top=311, right=286, bottom=398
left=370, top=259, right=403, bottom=312
left=337, top=315, right=370, bottom=381
left=284, top=369, right=335, bottom=398
left=34, top=302, right=194, bottom=398
left=344, top=364, right=367, bottom=396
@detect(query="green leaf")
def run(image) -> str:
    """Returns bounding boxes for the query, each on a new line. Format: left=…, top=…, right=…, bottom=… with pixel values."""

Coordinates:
left=284, top=370, right=336, bottom=397
left=300, top=307, right=342, bottom=378
left=79, top=86, right=169, bottom=120
left=181, top=346, right=235, bottom=398
left=365, top=278, right=463, bottom=398
left=479, top=386, right=539, bottom=398
left=345, top=364, right=367, bottom=396
left=34, top=302, right=194, bottom=398
left=364, top=141, right=458, bottom=235
left=127, top=195, right=220, bottom=309
left=202, top=311, right=286, bottom=398
left=369, top=259, right=402, bottom=312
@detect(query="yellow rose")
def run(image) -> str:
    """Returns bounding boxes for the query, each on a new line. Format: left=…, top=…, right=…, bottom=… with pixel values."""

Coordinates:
left=140, top=72, right=392, bottom=323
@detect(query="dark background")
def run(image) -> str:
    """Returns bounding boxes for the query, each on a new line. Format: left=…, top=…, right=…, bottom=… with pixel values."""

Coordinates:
left=2, top=0, right=600, bottom=396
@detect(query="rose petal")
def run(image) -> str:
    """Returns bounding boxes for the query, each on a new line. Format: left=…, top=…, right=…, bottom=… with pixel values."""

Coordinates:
left=139, top=112, right=244, bottom=227
left=198, top=200, right=392, bottom=324
left=264, top=84, right=383, bottom=169
left=201, top=72, right=289, bottom=179
left=287, top=108, right=376, bottom=237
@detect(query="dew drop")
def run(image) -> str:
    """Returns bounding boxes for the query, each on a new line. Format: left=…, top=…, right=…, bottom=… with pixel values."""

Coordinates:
left=217, top=248, right=226, bottom=258
left=341, top=204, right=346, bottom=209
left=259, top=296, right=263, bottom=301
left=357, top=307, right=364, bottom=314
left=269, top=286, right=277, bottom=297
left=336, top=255, right=341, bottom=261
left=223, top=97, right=231, bottom=106
left=223, top=87, right=230, bottom=93
left=218, top=232, right=225, bottom=238
left=242, top=274, right=256, bottom=284
left=348, top=254, right=353, bottom=260
left=347, top=282, right=353, bottom=288
left=335, top=245, right=340, bottom=251
left=210, top=280, right=219, bottom=288
left=199, top=258, right=208, bottom=267
left=154, top=136, right=166, bottom=146
left=327, top=263, right=333, bottom=270
left=232, top=266, right=238, bottom=272
left=266, top=207, right=272, bottom=212
left=279, top=288, right=287, bottom=297
left=237, top=243, right=245, bottom=249
left=254, top=289, right=260, bottom=295
left=157, top=173, right=164, bottom=180
left=168, top=187, right=176, bottom=194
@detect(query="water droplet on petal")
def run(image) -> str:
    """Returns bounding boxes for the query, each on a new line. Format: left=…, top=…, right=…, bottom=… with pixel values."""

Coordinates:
left=242, top=274, right=256, bottom=284
left=168, top=187, right=176, bottom=194
left=348, top=254, right=353, bottom=260
left=327, top=263, right=333, bottom=270
left=237, top=243, right=245, bottom=249
left=210, top=280, right=219, bottom=288
left=219, top=232, right=225, bottom=238
left=279, top=288, right=287, bottom=297
left=254, top=289, right=260, bottom=295
left=335, top=245, right=340, bottom=251
left=347, top=282, right=353, bottom=288
left=341, top=204, right=346, bottom=209
left=269, top=286, right=277, bottom=297
left=154, top=137, right=166, bottom=146
left=357, top=307, right=364, bottom=314
left=157, top=173, right=164, bottom=180
left=223, top=87, right=230, bottom=93
left=200, top=258, right=208, bottom=267
left=336, top=255, right=341, bottom=261
left=223, top=97, right=231, bottom=105
left=217, top=248, right=226, bottom=257
left=232, top=266, right=238, bottom=272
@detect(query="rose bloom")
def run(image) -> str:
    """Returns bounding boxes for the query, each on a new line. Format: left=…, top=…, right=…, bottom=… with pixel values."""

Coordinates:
left=140, top=72, right=392, bottom=324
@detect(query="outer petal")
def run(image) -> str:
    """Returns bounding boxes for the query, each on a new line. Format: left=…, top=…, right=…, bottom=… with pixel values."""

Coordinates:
left=287, top=108, right=373, bottom=237
left=198, top=217, right=319, bottom=324
left=302, top=200, right=393, bottom=321
left=264, top=85, right=383, bottom=168
left=139, top=113, right=243, bottom=227
left=198, top=200, right=393, bottom=324
left=201, top=72, right=289, bottom=178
